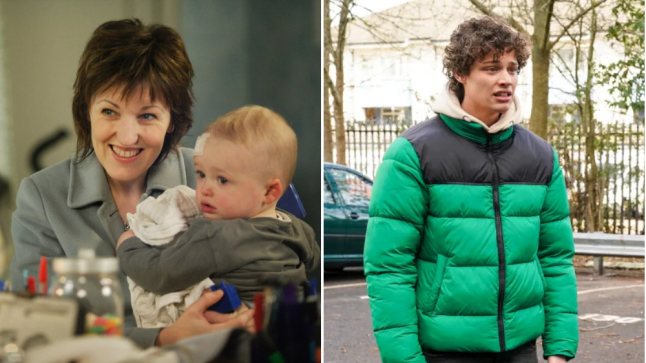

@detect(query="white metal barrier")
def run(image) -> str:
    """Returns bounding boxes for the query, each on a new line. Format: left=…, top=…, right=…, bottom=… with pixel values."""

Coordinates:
left=573, top=232, right=645, bottom=275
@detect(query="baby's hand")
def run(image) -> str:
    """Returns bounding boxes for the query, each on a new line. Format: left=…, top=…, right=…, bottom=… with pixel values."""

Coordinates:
left=221, top=304, right=254, bottom=332
left=235, top=304, right=249, bottom=314
left=236, top=304, right=255, bottom=333
left=117, top=229, right=136, bottom=249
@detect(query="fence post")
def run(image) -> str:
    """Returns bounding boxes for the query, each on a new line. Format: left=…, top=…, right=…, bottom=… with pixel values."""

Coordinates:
left=593, top=256, right=604, bottom=276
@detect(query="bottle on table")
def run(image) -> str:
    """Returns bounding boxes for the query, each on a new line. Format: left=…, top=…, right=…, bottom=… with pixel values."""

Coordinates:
left=51, top=249, right=124, bottom=336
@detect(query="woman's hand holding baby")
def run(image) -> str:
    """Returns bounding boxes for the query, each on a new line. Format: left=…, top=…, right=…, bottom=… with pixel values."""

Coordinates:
left=155, top=289, right=255, bottom=346
left=200, top=290, right=256, bottom=333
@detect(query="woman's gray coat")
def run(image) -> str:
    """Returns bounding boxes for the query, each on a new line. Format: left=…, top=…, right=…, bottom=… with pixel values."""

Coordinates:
left=10, top=148, right=196, bottom=348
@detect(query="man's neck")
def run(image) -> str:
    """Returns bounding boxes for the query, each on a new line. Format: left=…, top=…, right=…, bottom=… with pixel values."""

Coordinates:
left=460, top=101, right=500, bottom=127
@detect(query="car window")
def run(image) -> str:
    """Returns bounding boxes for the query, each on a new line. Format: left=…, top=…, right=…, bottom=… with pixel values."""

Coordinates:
left=324, top=177, right=335, bottom=205
left=329, top=169, right=372, bottom=207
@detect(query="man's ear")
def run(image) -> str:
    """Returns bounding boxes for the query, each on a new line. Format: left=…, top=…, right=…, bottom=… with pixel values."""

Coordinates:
left=263, top=178, right=283, bottom=205
left=454, top=71, right=466, bottom=84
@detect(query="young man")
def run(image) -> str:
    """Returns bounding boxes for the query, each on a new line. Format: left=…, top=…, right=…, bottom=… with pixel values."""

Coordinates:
left=364, top=17, right=578, bottom=363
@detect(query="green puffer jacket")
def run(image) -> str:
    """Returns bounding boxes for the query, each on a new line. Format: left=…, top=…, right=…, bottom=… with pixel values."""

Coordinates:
left=364, top=114, right=578, bottom=362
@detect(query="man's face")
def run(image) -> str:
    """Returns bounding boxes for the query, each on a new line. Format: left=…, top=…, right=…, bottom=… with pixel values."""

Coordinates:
left=455, top=50, right=519, bottom=124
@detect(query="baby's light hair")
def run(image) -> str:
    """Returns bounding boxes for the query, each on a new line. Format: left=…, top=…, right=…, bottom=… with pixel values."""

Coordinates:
left=204, top=105, right=297, bottom=192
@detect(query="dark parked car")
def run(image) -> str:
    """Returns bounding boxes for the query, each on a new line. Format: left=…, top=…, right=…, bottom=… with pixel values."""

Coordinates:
left=324, top=163, right=372, bottom=271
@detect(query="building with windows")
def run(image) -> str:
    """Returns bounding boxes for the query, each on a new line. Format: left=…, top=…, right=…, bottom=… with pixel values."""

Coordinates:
left=340, top=0, right=640, bottom=125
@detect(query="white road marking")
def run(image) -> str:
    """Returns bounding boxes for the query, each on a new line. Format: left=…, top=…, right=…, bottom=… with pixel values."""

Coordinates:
left=577, top=284, right=644, bottom=295
left=324, top=282, right=367, bottom=290
left=579, top=314, right=643, bottom=324
left=360, top=295, right=369, bottom=299
left=615, top=317, right=643, bottom=324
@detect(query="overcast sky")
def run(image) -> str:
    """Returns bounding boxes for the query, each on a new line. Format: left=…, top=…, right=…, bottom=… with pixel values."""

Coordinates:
left=331, top=0, right=411, bottom=24
left=352, top=0, right=411, bottom=16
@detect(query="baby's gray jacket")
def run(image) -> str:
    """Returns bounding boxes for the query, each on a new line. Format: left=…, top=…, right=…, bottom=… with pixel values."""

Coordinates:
left=117, top=210, right=320, bottom=305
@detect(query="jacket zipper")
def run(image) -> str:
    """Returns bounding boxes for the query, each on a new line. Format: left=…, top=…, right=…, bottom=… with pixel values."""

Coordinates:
left=487, top=135, right=506, bottom=352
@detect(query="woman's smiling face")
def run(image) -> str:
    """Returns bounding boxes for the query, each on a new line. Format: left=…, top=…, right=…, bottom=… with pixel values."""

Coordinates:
left=89, top=84, right=172, bottom=187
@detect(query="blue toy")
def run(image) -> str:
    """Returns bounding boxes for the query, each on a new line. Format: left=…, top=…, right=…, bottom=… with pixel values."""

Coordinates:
left=207, top=282, right=242, bottom=313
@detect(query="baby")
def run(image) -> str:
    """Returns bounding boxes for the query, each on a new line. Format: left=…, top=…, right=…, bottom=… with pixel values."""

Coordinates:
left=116, top=105, right=320, bottom=328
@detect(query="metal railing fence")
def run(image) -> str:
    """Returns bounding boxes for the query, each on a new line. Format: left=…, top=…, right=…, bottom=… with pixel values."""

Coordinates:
left=330, top=120, right=644, bottom=235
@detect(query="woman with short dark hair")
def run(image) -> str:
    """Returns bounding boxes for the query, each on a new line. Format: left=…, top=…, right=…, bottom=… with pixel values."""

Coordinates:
left=11, top=18, right=253, bottom=348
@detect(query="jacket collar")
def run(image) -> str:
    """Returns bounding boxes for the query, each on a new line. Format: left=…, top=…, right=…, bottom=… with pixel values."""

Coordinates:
left=440, top=114, right=514, bottom=145
left=67, top=149, right=187, bottom=209
left=431, top=83, right=522, bottom=137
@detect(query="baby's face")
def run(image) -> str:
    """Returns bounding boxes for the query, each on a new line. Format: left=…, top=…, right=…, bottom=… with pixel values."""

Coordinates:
left=193, top=137, right=268, bottom=220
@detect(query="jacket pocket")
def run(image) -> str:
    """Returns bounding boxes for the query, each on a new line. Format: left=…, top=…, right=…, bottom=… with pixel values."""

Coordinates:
left=535, top=258, right=547, bottom=298
left=426, top=254, right=448, bottom=314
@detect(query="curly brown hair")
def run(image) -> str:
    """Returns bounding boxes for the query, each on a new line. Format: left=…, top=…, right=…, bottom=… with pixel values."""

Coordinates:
left=72, top=18, right=195, bottom=165
left=443, top=16, right=531, bottom=101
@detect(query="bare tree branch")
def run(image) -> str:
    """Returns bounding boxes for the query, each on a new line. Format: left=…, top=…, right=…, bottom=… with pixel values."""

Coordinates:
left=350, top=2, right=437, bottom=22
left=551, top=5, right=587, bottom=86
left=522, top=0, right=535, bottom=26
left=324, top=62, right=342, bottom=103
left=335, top=0, right=351, bottom=66
left=549, top=86, right=578, bottom=96
left=468, top=0, right=529, bottom=35
left=324, top=0, right=337, bottom=65
left=540, top=0, right=557, bottom=50
left=352, top=12, right=422, bottom=43
left=552, top=52, right=578, bottom=87
left=509, top=0, right=533, bottom=28
left=549, top=0, right=609, bottom=50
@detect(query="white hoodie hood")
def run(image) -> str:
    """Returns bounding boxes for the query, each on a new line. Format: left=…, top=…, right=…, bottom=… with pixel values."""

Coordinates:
left=431, top=83, right=523, bottom=134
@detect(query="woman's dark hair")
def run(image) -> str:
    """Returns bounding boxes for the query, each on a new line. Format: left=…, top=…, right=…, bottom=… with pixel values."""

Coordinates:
left=443, top=16, right=531, bottom=101
left=72, top=18, right=195, bottom=165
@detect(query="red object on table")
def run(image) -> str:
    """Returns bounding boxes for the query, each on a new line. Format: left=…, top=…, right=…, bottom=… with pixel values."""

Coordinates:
left=38, top=256, right=48, bottom=295
left=27, top=276, right=36, bottom=295
left=253, top=292, right=264, bottom=332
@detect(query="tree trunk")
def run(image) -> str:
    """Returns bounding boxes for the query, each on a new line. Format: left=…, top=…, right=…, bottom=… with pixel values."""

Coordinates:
left=334, top=64, right=346, bottom=165
left=583, top=9, right=600, bottom=231
left=529, top=0, right=553, bottom=140
left=323, top=0, right=334, bottom=162
left=529, top=48, right=550, bottom=140
left=329, top=0, right=351, bottom=165
left=324, top=82, right=334, bottom=163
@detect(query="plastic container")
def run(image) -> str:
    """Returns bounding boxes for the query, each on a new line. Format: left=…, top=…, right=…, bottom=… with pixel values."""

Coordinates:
left=51, top=249, right=124, bottom=336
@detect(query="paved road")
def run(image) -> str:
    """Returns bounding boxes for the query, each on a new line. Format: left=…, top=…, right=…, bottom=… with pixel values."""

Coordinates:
left=324, top=268, right=644, bottom=363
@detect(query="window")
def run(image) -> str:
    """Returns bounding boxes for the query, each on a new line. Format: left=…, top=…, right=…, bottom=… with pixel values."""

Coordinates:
left=382, top=107, right=409, bottom=123
left=364, top=107, right=378, bottom=121
left=363, top=107, right=412, bottom=124
left=329, top=169, right=372, bottom=207
left=324, top=177, right=335, bottom=205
